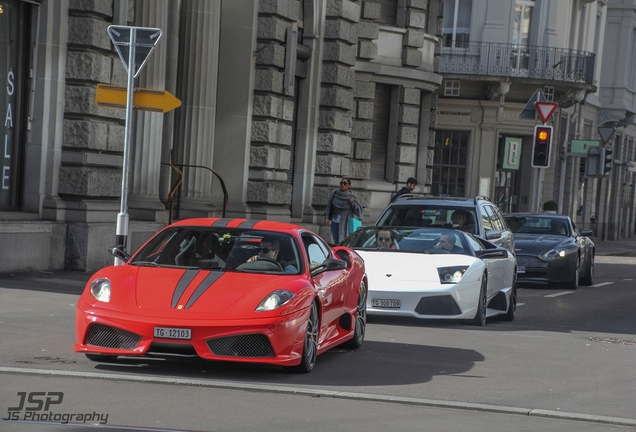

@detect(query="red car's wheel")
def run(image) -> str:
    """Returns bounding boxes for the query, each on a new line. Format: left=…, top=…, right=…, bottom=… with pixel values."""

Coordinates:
left=343, top=280, right=367, bottom=349
left=289, top=302, right=318, bottom=373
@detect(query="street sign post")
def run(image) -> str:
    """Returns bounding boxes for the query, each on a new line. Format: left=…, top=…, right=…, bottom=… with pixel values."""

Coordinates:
left=107, top=25, right=163, bottom=265
left=95, top=84, right=181, bottom=112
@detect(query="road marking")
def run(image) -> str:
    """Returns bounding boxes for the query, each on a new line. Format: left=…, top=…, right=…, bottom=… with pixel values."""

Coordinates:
left=544, top=291, right=575, bottom=298
left=1, top=366, right=635, bottom=428
left=622, top=278, right=633, bottom=281
left=590, top=282, right=614, bottom=288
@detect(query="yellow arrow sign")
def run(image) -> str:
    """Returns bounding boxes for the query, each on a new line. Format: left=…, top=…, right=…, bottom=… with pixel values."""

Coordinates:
left=95, top=83, right=182, bottom=113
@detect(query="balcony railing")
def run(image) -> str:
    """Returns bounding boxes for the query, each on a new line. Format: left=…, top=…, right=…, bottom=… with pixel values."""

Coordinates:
left=439, top=42, right=595, bottom=85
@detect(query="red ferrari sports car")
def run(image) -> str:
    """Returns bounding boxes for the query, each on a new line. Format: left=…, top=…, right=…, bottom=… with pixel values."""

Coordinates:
left=74, top=218, right=367, bottom=372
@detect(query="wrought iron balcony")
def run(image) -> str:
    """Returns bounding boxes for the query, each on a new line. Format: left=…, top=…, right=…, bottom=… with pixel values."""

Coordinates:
left=439, top=42, right=595, bottom=85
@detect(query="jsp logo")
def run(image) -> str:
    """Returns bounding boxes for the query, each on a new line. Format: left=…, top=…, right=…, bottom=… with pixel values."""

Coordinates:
left=8, top=392, right=64, bottom=412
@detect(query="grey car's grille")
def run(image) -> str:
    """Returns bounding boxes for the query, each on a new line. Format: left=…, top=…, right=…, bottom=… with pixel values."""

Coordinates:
left=206, top=334, right=274, bottom=357
left=517, top=255, right=549, bottom=268
left=85, top=324, right=141, bottom=349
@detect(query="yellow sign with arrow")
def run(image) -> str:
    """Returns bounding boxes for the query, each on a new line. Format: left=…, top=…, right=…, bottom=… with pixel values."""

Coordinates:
left=95, top=83, right=181, bottom=113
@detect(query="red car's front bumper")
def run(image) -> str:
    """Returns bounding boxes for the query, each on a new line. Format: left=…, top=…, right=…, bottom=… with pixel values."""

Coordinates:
left=74, top=298, right=310, bottom=367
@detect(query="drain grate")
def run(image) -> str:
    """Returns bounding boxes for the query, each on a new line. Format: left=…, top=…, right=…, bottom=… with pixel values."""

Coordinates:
left=588, top=337, right=636, bottom=346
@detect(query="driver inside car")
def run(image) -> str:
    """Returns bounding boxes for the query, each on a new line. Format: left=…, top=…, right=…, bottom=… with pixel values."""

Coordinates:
left=247, top=237, right=297, bottom=273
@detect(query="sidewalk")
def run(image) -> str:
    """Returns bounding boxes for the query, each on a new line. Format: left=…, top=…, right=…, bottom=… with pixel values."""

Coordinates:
left=591, top=236, right=636, bottom=257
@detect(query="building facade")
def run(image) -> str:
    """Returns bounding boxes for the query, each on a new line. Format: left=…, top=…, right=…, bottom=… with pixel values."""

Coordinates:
left=1, top=0, right=442, bottom=272
left=436, top=0, right=636, bottom=243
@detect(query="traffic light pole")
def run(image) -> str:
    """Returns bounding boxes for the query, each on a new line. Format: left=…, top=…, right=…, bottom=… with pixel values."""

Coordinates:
left=534, top=167, right=544, bottom=212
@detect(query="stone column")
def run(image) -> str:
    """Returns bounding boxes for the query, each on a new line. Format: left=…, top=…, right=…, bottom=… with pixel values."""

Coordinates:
left=172, top=0, right=221, bottom=217
left=33, top=1, right=69, bottom=220
left=127, top=0, right=173, bottom=222
left=313, top=0, right=360, bottom=228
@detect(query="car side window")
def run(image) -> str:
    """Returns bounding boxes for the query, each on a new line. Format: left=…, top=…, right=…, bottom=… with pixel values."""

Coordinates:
left=465, top=233, right=484, bottom=251
left=481, top=205, right=493, bottom=231
left=484, top=205, right=503, bottom=231
left=302, top=234, right=329, bottom=269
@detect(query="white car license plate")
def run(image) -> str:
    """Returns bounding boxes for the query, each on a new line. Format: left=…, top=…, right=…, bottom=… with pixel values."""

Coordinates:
left=154, top=327, right=192, bottom=340
left=517, top=266, right=525, bottom=274
left=372, top=299, right=401, bottom=308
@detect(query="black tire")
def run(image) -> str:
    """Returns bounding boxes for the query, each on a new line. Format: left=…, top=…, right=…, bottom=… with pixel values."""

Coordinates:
left=580, top=255, right=594, bottom=286
left=469, top=275, right=488, bottom=326
left=85, top=354, right=118, bottom=362
left=501, top=273, right=517, bottom=322
left=289, top=302, right=318, bottom=373
left=342, top=280, right=367, bottom=349
left=564, top=256, right=580, bottom=290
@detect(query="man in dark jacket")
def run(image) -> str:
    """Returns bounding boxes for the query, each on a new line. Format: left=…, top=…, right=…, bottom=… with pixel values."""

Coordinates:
left=391, top=177, right=417, bottom=203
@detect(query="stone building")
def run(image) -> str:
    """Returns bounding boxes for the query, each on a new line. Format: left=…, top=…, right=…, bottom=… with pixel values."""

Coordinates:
left=435, top=0, right=636, bottom=242
left=1, top=0, right=442, bottom=272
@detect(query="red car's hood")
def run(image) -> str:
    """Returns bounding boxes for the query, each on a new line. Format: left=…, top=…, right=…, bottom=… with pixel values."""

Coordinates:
left=88, top=266, right=308, bottom=318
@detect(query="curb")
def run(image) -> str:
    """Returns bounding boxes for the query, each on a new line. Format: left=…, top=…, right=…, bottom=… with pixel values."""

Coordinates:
left=2, top=367, right=635, bottom=428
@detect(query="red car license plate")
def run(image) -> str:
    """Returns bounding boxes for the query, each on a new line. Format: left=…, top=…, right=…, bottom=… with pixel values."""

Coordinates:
left=154, top=327, right=192, bottom=340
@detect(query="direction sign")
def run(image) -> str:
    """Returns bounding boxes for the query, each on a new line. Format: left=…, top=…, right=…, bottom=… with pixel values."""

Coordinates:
left=95, top=84, right=181, bottom=113
left=570, top=139, right=599, bottom=156
left=108, top=26, right=162, bottom=78
left=535, top=102, right=558, bottom=123
left=598, top=126, right=616, bottom=144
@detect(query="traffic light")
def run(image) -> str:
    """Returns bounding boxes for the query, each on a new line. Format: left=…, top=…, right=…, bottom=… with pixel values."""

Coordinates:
left=585, top=147, right=601, bottom=177
left=531, top=125, right=553, bottom=168
left=602, top=147, right=613, bottom=176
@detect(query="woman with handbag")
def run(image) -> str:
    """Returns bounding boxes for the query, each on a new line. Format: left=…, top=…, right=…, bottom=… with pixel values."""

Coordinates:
left=324, top=177, right=363, bottom=244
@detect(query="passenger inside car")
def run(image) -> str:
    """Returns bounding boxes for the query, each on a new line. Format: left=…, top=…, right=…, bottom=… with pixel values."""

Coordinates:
left=550, top=219, right=568, bottom=236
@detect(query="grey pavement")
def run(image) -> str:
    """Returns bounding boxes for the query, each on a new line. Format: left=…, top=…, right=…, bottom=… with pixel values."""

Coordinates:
left=592, top=235, right=636, bottom=256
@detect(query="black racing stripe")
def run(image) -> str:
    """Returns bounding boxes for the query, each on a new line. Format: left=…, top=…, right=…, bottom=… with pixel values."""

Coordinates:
left=184, top=271, right=223, bottom=309
left=238, top=219, right=258, bottom=229
left=211, top=218, right=234, bottom=227
left=171, top=269, right=200, bottom=308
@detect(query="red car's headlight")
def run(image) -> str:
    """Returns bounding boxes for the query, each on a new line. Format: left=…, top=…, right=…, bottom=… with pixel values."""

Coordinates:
left=256, top=290, right=294, bottom=311
left=89, top=278, right=111, bottom=303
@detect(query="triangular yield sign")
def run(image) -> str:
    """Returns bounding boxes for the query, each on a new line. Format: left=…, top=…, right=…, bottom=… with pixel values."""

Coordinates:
left=535, top=102, right=557, bottom=123
left=108, top=26, right=162, bottom=78
left=597, top=126, right=616, bottom=144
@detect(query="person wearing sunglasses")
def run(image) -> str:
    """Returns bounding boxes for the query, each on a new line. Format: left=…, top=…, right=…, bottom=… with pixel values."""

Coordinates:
left=375, top=229, right=395, bottom=249
left=247, top=237, right=297, bottom=273
left=324, top=177, right=363, bottom=244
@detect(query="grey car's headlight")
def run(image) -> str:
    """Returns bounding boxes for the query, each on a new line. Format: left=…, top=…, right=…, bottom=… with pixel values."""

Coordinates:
left=89, top=278, right=111, bottom=303
left=540, top=248, right=569, bottom=259
left=256, top=290, right=295, bottom=311
left=438, top=266, right=469, bottom=284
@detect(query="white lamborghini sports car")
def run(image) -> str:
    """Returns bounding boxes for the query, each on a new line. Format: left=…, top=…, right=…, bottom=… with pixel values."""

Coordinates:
left=340, top=226, right=517, bottom=326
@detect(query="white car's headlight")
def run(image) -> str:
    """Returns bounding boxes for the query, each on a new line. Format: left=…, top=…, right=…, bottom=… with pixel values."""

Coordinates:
left=89, top=278, right=111, bottom=303
left=438, top=266, right=469, bottom=284
left=540, top=248, right=568, bottom=259
left=256, top=290, right=295, bottom=311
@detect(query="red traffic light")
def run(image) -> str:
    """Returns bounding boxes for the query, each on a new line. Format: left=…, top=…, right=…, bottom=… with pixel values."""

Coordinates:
left=532, top=125, right=553, bottom=168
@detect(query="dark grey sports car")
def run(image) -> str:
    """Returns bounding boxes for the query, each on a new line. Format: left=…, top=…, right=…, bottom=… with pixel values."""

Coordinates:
left=504, top=213, right=595, bottom=289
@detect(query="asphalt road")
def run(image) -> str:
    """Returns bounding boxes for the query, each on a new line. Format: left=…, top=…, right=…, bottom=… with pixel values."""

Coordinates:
left=0, top=257, right=635, bottom=431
